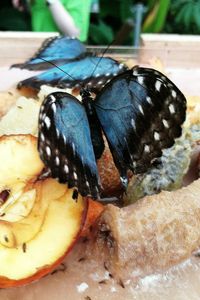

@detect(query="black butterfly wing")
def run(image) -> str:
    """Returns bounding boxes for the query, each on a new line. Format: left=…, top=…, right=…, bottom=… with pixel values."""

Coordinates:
left=17, top=56, right=127, bottom=91
left=94, top=66, right=187, bottom=185
left=38, top=92, right=100, bottom=198
left=12, top=36, right=86, bottom=70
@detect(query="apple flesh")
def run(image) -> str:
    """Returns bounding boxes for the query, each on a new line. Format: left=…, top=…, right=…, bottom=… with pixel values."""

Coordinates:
left=0, top=178, right=86, bottom=288
left=0, top=135, right=87, bottom=287
left=0, top=134, right=44, bottom=192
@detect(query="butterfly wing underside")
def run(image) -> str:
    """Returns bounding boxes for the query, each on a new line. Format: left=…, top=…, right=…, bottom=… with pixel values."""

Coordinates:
left=12, top=36, right=86, bottom=70
left=38, top=92, right=100, bottom=198
left=94, top=66, right=186, bottom=185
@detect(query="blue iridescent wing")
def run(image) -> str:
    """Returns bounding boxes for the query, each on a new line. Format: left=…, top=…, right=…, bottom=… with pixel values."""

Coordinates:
left=38, top=92, right=100, bottom=198
left=94, top=66, right=187, bottom=185
left=17, top=56, right=127, bottom=91
left=12, top=36, right=86, bottom=70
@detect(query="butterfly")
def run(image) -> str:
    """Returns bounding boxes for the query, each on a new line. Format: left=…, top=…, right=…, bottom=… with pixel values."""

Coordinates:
left=38, top=66, right=187, bottom=199
left=17, top=55, right=127, bottom=92
left=12, top=36, right=87, bottom=70
left=13, top=34, right=127, bottom=92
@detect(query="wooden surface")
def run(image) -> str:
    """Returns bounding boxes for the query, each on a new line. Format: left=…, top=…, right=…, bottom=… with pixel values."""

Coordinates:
left=0, top=32, right=200, bottom=68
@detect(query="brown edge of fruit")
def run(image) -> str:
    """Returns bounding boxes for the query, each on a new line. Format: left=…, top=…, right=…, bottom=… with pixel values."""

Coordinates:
left=0, top=196, right=88, bottom=288
left=0, top=133, right=37, bottom=143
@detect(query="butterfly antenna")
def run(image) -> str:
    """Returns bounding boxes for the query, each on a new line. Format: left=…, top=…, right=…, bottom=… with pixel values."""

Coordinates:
left=38, top=57, right=76, bottom=81
left=89, top=39, right=117, bottom=83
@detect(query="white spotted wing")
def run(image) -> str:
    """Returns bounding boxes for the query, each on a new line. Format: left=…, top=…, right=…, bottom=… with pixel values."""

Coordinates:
left=38, top=92, right=100, bottom=198
left=94, top=66, right=186, bottom=185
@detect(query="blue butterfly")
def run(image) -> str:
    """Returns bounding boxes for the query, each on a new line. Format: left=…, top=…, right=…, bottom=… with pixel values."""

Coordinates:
left=12, top=36, right=86, bottom=70
left=17, top=55, right=127, bottom=91
left=38, top=66, right=186, bottom=199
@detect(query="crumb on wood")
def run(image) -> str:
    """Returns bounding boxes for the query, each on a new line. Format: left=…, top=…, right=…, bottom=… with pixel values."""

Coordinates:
left=22, top=242, right=27, bottom=253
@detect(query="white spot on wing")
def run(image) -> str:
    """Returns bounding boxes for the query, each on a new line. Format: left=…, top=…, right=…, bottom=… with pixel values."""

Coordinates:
left=72, top=143, right=76, bottom=155
left=86, top=181, right=90, bottom=187
left=50, top=94, right=56, bottom=102
left=155, top=80, right=162, bottom=91
left=131, top=118, right=136, bottom=130
left=169, top=103, right=175, bottom=114
left=64, top=164, right=69, bottom=174
left=144, top=144, right=150, bottom=153
left=138, top=104, right=144, bottom=115
left=55, top=156, right=60, bottom=166
left=62, top=134, right=66, bottom=144
left=46, top=146, right=51, bottom=156
left=132, top=68, right=138, bottom=76
left=137, top=76, right=144, bottom=85
left=171, top=90, right=177, bottom=98
left=44, top=116, right=51, bottom=129
left=51, top=102, right=57, bottom=113
left=56, top=128, right=60, bottom=138
left=154, top=131, right=160, bottom=141
left=163, top=119, right=169, bottom=128
left=132, top=161, right=137, bottom=168
left=40, top=132, right=45, bottom=142
left=146, top=96, right=152, bottom=105
left=73, top=171, right=78, bottom=180
left=39, top=111, right=44, bottom=122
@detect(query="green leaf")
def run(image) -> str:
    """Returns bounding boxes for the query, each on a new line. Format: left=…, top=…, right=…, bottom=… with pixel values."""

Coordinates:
left=142, top=0, right=171, bottom=33
left=193, top=3, right=200, bottom=32
left=89, top=20, right=114, bottom=45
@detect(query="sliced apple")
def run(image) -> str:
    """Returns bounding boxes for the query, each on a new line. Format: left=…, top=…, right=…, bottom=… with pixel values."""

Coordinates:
left=0, top=178, right=86, bottom=288
left=80, top=198, right=104, bottom=237
left=0, top=135, right=87, bottom=287
left=0, top=134, right=43, bottom=186
left=0, top=97, right=40, bottom=136
left=0, top=134, right=44, bottom=213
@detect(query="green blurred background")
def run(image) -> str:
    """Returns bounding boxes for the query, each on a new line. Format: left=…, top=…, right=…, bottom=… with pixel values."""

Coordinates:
left=1, top=0, right=200, bottom=45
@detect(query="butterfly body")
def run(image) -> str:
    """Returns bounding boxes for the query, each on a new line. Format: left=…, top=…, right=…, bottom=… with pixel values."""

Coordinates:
left=80, top=88, right=105, bottom=160
left=38, top=66, right=186, bottom=199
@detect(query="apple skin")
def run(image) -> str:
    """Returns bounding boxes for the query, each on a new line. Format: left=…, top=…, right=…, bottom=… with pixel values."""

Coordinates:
left=80, top=198, right=104, bottom=237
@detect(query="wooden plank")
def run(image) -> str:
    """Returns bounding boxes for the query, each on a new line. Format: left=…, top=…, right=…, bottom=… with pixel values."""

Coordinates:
left=0, top=32, right=199, bottom=68
left=140, top=34, right=200, bottom=68
left=0, top=32, right=58, bottom=66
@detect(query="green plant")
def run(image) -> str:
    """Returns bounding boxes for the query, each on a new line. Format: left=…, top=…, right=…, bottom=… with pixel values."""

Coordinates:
left=88, top=0, right=134, bottom=45
left=165, top=0, right=200, bottom=34
left=142, top=0, right=171, bottom=33
left=88, top=0, right=171, bottom=45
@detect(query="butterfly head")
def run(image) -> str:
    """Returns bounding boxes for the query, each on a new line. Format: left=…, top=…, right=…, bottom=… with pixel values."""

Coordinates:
left=80, top=85, right=91, bottom=98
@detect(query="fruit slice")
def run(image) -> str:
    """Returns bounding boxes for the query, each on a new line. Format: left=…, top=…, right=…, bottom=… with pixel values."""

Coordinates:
left=0, top=98, right=40, bottom=136
left=0, top=134, right=44, bottom=216
left=0, top=178, right=86, bottom=288
left=97, top=139, right=122, bottom=196
left=80, top=198, right=104, bottom=237
left=0, top=135, right=87, bottom=287
left=0, top=134, right=43, bottom=188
